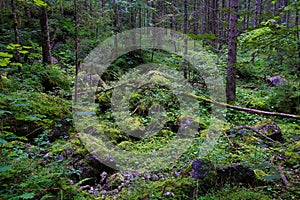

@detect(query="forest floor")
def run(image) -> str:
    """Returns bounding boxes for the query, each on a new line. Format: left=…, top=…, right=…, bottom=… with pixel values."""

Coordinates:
left=0, top=47, right=299, bottom=200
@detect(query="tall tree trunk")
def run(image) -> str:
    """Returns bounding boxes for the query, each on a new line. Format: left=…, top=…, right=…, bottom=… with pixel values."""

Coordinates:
left=281, top=0, right=288, bottom=25
left=171, top=0, right=177, bottom=52
left=74, top=0, right=79, bottom=103
left=201, top=0, right=206, bottom=47
left=59, top=0, right=64, bottom=17
left=24, top=6, right=32, bottom=28
left=226, top=0, right=238, bottom=102
left=11, top=0, right=19, bottom=45
left=147, top=0, right=151, bottom=34
left=247, top=0, right=251, bottom=28
left=213, top=0, right=219, bottom=49
left=254, top=0, right=259, bottom=27
left=11, top=0, right=21, bottom=72
left=39, top=6, right=52, bottom=64
left=184, top=0, right=188, bottom=79
left=274, top=0, right=281, bottom=16
left=243, top=1, right=247, bottom=30
left=219, top=0, right=226, bottom=49
left=131, top=0, right=136, bottom=45
left=296, top=2, right=300, bottom=60
left=194, top=0, right=199, bottom=47
left=113, top=0, right=119, bottom=57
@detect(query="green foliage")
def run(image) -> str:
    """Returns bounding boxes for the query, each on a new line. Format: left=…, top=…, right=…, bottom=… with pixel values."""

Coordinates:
left=197, top=186, right=270, bottom=200
left=0, top=91, right=70, bottom=125
left=239, top=20, right=299, bottom=71
left=119, top=177, right=195, bottom=199
left=0, top=132, right=93, bottom=199
left=2, top=63, right=72, bottom=95
left=268, top=84, right=300, bottom=114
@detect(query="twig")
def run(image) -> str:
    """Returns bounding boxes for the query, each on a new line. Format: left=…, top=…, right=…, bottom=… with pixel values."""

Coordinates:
left=278, top=165, right=289, bottom=186
left=130, top=105, right=140, bottom=115
left=25, top=127, right=43, bottom=137
left=237, top=126, right=283, bottom=145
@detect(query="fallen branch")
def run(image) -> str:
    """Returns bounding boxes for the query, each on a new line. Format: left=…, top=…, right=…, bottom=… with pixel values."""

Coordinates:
left=278, top=165, right=290, bottom=186
left=187, top=93, right=300, bottom=120
left=236, top=126, right=283, bottom=145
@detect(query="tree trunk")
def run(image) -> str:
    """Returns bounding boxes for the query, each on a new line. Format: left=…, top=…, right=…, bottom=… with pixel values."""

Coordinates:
left=39, top=6, right=52, bottom=64
left=201, top=0, right=206, bottom=47
left=131, top=0, right=136, bottom=45
left=74, top=0, right=79, bottom=103
left=247, top=0, right=251, bottom=28
left=296, top=2, right=300, bottom=60
left=11, top=0, right=19, bottom=45
left=11, top=0, right=21, bottom=72
left=226, top=0, right=238, bottom=102
left=219, top=0, right=226, bottom=49
left=113, top=0, right=119, bottom=57
left=194, top=0, right=199, bottom=47
left=184, top=0, right=188, bottom=79
left=254, top=0, right=259, bottom=27
left=281, top=0, right=288, bottom=25
left=213, top=0, right=219, bottom=49
left=147, top=0, right=151, bottom=34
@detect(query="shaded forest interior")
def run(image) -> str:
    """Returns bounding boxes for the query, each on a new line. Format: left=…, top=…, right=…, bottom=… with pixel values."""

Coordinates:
left=0, top=0, right=299, bottom=199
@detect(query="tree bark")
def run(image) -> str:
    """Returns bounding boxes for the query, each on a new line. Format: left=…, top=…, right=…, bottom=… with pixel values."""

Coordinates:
left=247, top=0, right=251, bottom=29
left=201, top=0, right=206, bottom=47
left=194, top=0, right=199, bottom=47
left=254, top=0, right=259, bottom=27
left=130, top=0, right=136, bottom=45
left=226, top=0, right=238, bottom=102
left=74, top=0, right=79, bottom=103
left=219, top=0, right=227, bottom=48
left=39, top=6, right=52, bottom=64
left=281, top=0, right=288, bottom=25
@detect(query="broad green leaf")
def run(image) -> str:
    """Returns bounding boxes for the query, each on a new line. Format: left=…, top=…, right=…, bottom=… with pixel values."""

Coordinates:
left=33, top=0, right=47, bottom=7
left=0, top=138, right=8, bottom=144
left=0, top=52, right=13, bottom=58
left=0, top=166, right=12, bottom=171
left=18, top=192, right=35, bottom=199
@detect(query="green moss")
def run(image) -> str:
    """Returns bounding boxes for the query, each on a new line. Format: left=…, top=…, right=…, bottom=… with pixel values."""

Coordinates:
left=120, top=177, right=195, bottom=199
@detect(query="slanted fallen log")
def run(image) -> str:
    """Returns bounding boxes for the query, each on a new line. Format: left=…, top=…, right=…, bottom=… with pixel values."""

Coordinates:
left=187, top=93, right=300, bottom=120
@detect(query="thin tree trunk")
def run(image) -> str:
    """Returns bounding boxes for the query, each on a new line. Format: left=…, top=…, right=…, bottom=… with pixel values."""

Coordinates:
left=259, top=0, right=263, bottom=24
left=194, top=0, right=199, bottom=48
left=74, top=0, right=79, bottom=103
left=274, top=0, right=281, bottom=16
left=24, top=6, right=32, bottom=28
left=184, top=0, right=188, bottom=79
left=214, top=0, right=219, bottom=49
left=113, top=0, right=118, bottom=57
left=60, top=0, right=64, bottom=17
left=39, top=6, right=52, bottom=64
left=219, top=0, right=226, bottom=49
left=11, top=0, right=19, bottom=45
left=282, top=0, right=288, bottom=25
left=11, top=0, right=21, bottom=72
left=247, top=0, right=251, bottom=28
left=254, top=0, right=259, bottom=27
left=296, top=3, right=300, bottom=60
left=226, top=0, right=238, bottom=102
left=243, top=1, right=247, bottom=30
left=131, top=0, right=136, bottom=46
left=147, top=0, right=151, bottom=35
left=201, top=0, right=206, bottom=47
left=171, top=0, right=177, bottom=52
